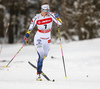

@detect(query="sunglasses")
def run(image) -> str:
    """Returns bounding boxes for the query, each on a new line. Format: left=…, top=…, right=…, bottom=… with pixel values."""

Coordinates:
left=43, top=9, right=50, bottom=12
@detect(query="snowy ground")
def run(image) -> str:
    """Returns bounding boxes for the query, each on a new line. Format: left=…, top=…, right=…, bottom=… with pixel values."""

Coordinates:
left=0, top=38, right=100, bottom=89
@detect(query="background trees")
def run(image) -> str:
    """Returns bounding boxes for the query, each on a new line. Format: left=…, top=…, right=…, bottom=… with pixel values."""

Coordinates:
left=61, top=0, right=100, bottom=40
left=0, top=0, right=100, bottom=44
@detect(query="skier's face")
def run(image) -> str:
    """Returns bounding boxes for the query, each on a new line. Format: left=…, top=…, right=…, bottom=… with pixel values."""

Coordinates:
left=41, top=9, right=50, bottom=16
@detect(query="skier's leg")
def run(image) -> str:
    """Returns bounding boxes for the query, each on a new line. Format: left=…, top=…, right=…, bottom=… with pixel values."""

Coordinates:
left=43, top=39, right=51, bottom=58
left=34, top=38, right=44, bottom=74
left=37, top=51, right=44, bottom=74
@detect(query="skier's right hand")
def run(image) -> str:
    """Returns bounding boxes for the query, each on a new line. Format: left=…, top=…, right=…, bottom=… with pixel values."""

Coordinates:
left=23, top=37, right=28, bottom=44
left=23, top=29, right=31, bottom=44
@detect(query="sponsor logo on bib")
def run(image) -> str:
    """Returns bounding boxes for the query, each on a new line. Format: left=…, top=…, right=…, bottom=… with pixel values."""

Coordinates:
left=37, top=18, right=52, bottom=25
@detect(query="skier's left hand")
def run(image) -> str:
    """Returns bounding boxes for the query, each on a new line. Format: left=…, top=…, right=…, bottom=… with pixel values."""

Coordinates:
left=55, top=12, right=62, bottom=23
left=55, top=12, right=59, bottom=19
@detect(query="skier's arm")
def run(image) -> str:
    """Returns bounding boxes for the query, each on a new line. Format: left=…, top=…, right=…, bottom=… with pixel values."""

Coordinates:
left=49, top=12, right=62, bottom=25
left=23, top=16, right=37, bottom=44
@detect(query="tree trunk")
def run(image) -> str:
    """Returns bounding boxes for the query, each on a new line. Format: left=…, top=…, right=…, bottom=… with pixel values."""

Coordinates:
left=8, top=3, right=14, bottom=44
left=0, top=8, right=4, bottom=37
left=8, top=15, right=14, bottom=43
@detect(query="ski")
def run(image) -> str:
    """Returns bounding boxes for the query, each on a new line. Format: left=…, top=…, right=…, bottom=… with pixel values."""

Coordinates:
left=28, top=61, right=55, bottom=82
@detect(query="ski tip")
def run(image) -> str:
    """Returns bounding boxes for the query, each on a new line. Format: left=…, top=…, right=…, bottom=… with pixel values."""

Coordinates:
left=65, top=76, right=67, bottom=79
left=5, top=65, right=7, bottom=68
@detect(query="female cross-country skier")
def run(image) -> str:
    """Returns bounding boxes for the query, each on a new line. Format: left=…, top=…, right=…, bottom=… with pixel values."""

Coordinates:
left=23, top=3, right=62, bottom=81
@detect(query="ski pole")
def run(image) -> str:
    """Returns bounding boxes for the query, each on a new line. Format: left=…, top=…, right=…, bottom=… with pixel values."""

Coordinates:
left=0, top=23, right=9, bottom=54
left=56, top=19, right=67, bottom=79
left=5, top=44, right=25, bottom=68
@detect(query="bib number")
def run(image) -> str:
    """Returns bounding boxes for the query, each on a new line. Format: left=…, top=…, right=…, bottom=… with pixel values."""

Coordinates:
left=44, top=24, right=47, bottom=29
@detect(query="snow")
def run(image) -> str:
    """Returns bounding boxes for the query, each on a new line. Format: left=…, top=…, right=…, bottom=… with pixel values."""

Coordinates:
left=0, top=38, right=100, bottom=89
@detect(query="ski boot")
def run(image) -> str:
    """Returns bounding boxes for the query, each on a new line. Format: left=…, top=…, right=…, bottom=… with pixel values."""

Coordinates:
left=36, top=74, right=42, bottom=81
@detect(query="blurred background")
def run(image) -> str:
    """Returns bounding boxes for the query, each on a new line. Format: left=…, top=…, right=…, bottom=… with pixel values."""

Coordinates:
left=0, top=0, right=100, bottom=44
